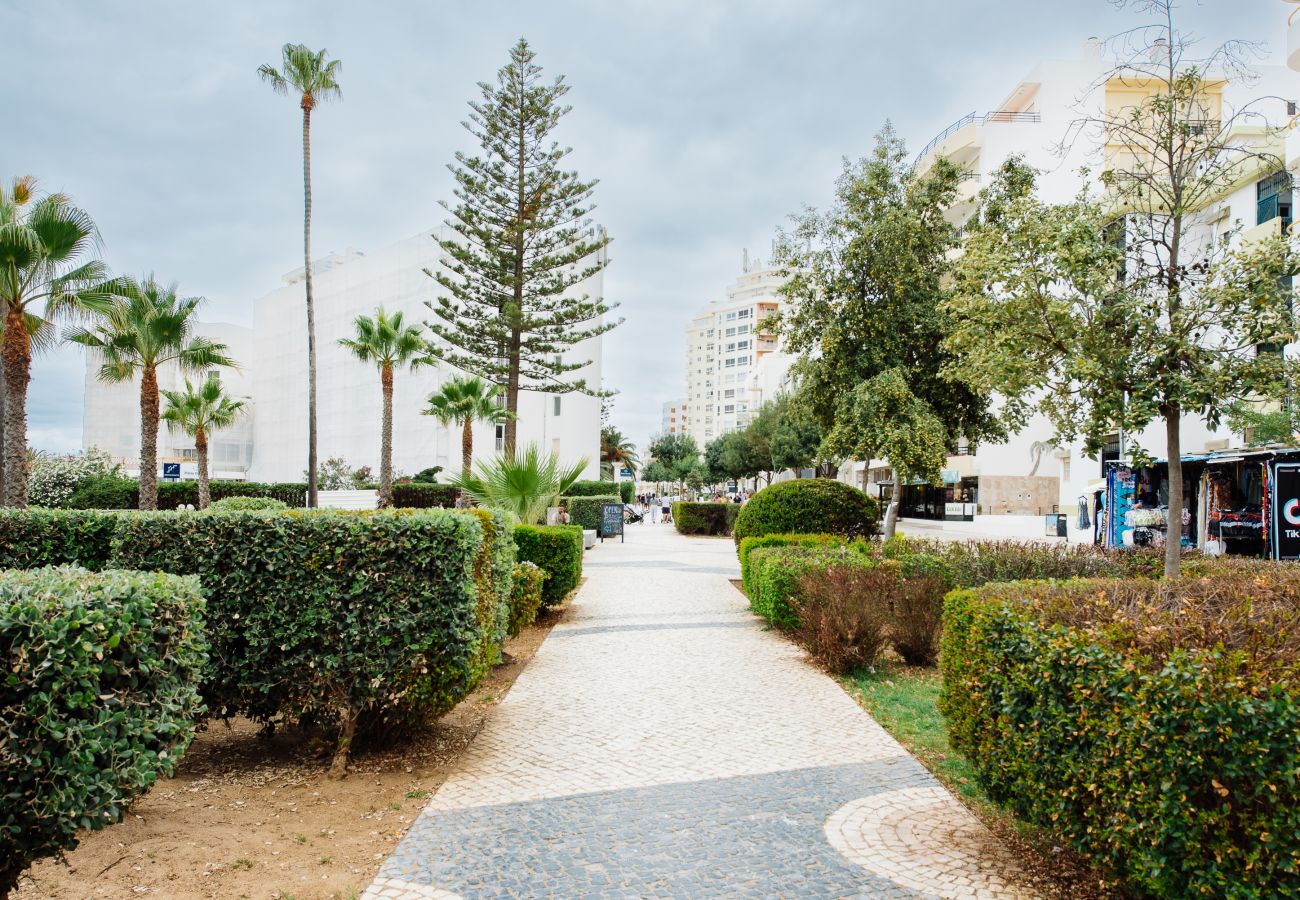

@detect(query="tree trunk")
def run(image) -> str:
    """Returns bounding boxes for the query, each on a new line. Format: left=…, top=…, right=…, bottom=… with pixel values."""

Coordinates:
left=461, top=416, right=473, bottom=477
left=138, top=366, right=160, bottom=511
left=1163, top=403, right=1182, bottom=579
left=302, top=101, right=319, bottom=509
left=328, top=703, right=357, bottom=780
left=505, top=103, right=526, bottom=456
left=2, top=308, right=29, bottom=507
left=196, top=425, right=210, bottom=509
left=379, top=362, right=393, bottom=509
left=882, top=496, right=901, bottom=540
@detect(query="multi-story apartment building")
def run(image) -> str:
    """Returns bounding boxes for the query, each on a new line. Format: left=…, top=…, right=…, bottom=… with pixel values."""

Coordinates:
left=84, top=227, right=606, bottom=483
left=660, top=399, right=689, bottom=436
left=684, top=256, right=791, bottom=448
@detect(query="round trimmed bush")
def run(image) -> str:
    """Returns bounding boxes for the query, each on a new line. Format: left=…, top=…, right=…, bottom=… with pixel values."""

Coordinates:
left=206, top=496, right=288, bottom=512
left=732, top=479, right=880, bottom=546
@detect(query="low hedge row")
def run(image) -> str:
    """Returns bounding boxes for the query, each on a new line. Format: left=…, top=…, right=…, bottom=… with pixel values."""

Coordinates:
left=560, top=495, right=620, bottom=532
left=941, top=574, right=1300, bottom=897
left=1, top=567, right=207, bottom=895
left=738, top=533, right=849, bottom=598
left=392, top=482, right=459, bottom=509
left=673, top=502, right=739, bottom=536
left=514, top=524, right=583, bottom=608
left=0, top=508, right=120, bottom=569
left=508, top=562, right=546, bottom=637
left=63, top=478, right=308, bottom=510
left=565, top=480, right=634, bottom=505
left=733, top=478, right=880, bottom=546
left=206, top=496, right=288, bottom=512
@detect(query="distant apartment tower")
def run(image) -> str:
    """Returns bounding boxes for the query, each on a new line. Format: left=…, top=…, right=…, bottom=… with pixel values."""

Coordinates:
left=660, top=399, right=689, bottom=436
left=684, top=256, right=791, bottom=448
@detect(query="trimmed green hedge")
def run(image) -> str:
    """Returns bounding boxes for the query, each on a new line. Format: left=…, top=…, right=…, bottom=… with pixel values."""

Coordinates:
left=673, top=502, right=738, bottom=536
left=508, top=562, right=546, bottom=637
left=514, top=524, right=583, bottom=608
left=61, top=478, right=308, bottom=510
left=392, top=482, right=459, bottom=509
left=560, top=495, right=620, bottom=532
left=566, top=480, right=634, bottom=503
left=206, top=496, right=288, bottom=512
left=0, top=508, right=119, bottom=569
left=1, top=567, right=207, bottom=894
left=746, top=543, right=871, bottom=629
left=942, top=575, right=1300, bottom=897
left=737, top=533, right=848, bottom=598
left=733, top=479, right=879, bottom=546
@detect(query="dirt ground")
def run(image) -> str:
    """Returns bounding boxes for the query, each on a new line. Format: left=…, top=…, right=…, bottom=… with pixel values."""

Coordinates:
left=14, top=603, right=571, bottom=900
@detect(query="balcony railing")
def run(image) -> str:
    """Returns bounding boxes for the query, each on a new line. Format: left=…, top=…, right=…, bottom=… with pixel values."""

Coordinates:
left=913, top=110, right=1042, bottom=168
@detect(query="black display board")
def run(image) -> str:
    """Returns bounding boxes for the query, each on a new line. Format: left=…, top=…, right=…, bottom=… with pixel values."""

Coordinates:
left=1274, top=463, right=1300, bottom=560
left=600, top=503, right=624, bottom=542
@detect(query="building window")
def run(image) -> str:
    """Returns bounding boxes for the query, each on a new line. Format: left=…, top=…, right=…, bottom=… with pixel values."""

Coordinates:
left=495, top=423, right=505, bottom=452
left=736, top=340, right=750, bottom=350
left=737, top=324, right=749, bottom=335
left=737, top=308, right=751, bottom=319
left=724, top=404, right=735, bottom=413
left=736, top=355, right=749, bottom=366
left=725, top=312, right=736, bottom=321
left=724, top=389, right=734, bottom=398
left=181, top=448, right=197, bottom=460
left=725, top=357, right=735, bottom=368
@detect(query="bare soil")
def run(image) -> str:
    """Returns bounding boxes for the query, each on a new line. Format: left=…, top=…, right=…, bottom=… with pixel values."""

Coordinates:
left=14, top=604, right=570, bottom=900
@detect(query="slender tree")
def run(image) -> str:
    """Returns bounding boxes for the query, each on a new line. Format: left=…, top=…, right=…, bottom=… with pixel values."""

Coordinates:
left=0, top=177, right=116, bottom=506
left=259, top=43, right=342, bottom=509
left=67, top=276, right=233, bottom=510
left=160, top=375, right=246, bottom=509
left=338, top=307, right=427, bottom=508
left=424, top=38, right=620, bottom=452
left=423, top=374, right=513, bottom=483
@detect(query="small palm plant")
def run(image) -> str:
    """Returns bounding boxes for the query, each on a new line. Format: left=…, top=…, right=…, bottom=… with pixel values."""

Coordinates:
left=67, top=276, right=233, bottom=510
left=423, top=374, right=513, bottom=480
left=337, top=307, right=426, bottom=508
left=449, top=443, right=587, bottom=524
left=160, top=375, right=246, bottom=509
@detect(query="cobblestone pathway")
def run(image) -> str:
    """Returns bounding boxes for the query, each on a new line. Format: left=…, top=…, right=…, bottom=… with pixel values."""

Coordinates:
left=363, top=525, right=1035, bottom=899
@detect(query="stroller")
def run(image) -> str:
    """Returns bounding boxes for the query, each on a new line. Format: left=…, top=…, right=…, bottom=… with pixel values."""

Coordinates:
left=623, top=504, right=644, bottom=524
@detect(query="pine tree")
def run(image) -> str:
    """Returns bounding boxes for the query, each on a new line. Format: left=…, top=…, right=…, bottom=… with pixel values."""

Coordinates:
left=425, top=38, right=619, bottom=453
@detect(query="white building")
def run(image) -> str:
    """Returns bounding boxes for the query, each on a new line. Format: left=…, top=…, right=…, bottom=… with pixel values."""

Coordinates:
left=84, top=227, right=606, bottom=484
left=660, top=399, right=689, bottom=437
left=684, top=255, right=792, bottom=448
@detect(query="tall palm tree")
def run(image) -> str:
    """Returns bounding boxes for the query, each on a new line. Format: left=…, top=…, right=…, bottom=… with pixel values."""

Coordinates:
left=0, top=176, right=117, bottom=506
left=67, top=276, right=233, bottom=510
left=338, top=307, right=426, bottom=508
left=423, top=374, right=513, bottom=482
left=599, top=426, right=639, bottom=479
left=258, top=43, right=342, bottom=510
left=160, top=375, right=246, bottom=509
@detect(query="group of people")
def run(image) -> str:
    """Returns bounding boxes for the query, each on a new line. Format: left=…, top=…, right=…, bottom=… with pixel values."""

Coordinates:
left=632, top=489, right=753, bottom=525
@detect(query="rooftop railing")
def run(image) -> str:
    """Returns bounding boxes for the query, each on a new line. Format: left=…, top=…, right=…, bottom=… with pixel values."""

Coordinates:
left=913, top=110, right=1042, bottom=168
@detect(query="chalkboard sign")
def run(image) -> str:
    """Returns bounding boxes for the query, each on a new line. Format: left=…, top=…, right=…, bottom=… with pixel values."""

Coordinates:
left=599, top=503, right=624, bottom=543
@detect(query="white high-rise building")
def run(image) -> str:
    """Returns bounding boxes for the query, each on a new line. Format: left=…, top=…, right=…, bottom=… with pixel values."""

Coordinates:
left=83, top=227, right=606, bottom=483
left=660, top=399, right=689, bottom=437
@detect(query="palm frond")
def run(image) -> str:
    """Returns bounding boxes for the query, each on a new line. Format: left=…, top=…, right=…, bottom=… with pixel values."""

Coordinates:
left=448, top=443, right=588, bottom=524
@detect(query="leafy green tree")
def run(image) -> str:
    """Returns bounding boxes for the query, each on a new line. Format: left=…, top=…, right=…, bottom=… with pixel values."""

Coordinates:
left=774, top=126, right=1000, bottom=463
left=67, top=276, right=233, bottom=511
left=823, top=369, right=948, bottom=538
left=425, top=38, right=620, bottom=452
left=646, top=432, right=699, bottom=489
left=0, top=176, right=117, bottom=506
left=718, top=430, right=760, bottom=487
left=449, top=442, right=586, bottom=524
left=641, top=459, right=672, bottom=485
left=423, top=374, right=513, bottom=485
left=259, top=43, right=342, bottom=509
left=703, top=435, right=728, bottom=484
left=600, top=426, right=639, bottom=479
left=1226, top=402, right=1299, bottom=448
left=338, top=307, right=427, bottom=508
left=160, top=375, right=246, bottom=509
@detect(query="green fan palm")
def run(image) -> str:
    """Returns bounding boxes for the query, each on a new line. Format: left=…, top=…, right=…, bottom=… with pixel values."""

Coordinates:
left=67, top=275, right=234, bottom=510
left=448, top=443, right=587, bottom=525
left=160, top=375, right=247, bottom=509
left=0, top=176, right=119, bottom=506
left=259, top=43, right=342, bottom=509
left=600, top=426, right=639, bottom=478
left=423, top=374, right=513, bottom=480
left=338, top=307, right=427, bottom=508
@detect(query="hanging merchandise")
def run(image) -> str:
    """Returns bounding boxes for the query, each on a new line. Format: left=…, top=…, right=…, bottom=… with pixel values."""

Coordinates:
left=1076, top=495, right=1090, bottom=530
left=1106, top=465, right=1135, bottom=549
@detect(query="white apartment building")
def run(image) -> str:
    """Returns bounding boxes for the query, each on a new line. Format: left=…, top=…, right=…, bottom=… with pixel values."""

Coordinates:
left=84, top=227, right=606, bottom=483
left=660, top=399, right=689, bottom=436
left=684, top=256, right=791, bottom=448
left=854, top=39, right=1300, bottom=542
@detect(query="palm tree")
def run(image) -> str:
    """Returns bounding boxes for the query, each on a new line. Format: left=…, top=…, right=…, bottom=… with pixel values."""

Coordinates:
left=0, top=176, right=117, bottom=506
left=67, top=276, right=233, bottom=510
left=160, top=375, right=246, bottom=509
left=423, top=374, right=513, bottom=481
left=258, top=43, right=342, bottom=510
left=448, top=443, right=587, bottom=524
left=338, top=307, right=426, bottom=508
left=600, top=426, right=639, bottom=479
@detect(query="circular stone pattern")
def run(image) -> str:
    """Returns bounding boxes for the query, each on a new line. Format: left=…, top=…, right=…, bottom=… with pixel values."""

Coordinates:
left=824, top=788, right=1039, bottom=899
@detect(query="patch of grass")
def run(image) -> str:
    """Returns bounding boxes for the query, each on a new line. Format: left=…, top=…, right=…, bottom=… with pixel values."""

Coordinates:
left=404, top=788, right=428, bottom=800
left=231, top=857, right=254, bottom=871
left=294, top=833, right=307, bottom=844
left=318, top=855, right=331, bottom=865
left=387, top=802, right=402, bottom=810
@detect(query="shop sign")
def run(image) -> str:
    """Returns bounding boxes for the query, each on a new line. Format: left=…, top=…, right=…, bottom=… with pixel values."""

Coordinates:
left=1274, top=463, right=1300, bottom=560
left=940, top=468, right=961, bottom=484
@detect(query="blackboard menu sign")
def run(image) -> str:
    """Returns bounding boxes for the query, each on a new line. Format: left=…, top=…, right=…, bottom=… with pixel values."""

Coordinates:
left=600, top=503, right=624, bottom=542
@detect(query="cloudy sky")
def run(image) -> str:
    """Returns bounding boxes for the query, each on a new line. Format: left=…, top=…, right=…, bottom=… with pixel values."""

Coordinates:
left=3, top=0, right=1285, bottom=455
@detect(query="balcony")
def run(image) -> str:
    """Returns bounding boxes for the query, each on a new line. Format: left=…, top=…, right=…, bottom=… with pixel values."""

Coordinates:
left=913, top=110, right=1041, bottom=170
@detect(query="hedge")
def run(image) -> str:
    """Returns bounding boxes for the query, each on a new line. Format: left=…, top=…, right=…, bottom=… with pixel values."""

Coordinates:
left=746, top=544, right=870, bottom=629
left=1, top=567, right=207, bottom=894
left=732, top=479, right=880, bottom=546
left=206, top=496, right=288, bottom=512
left=62, top=478, right=308, bottom=510
left=565, top=480, right=634, bottom=503
left=514, top=524, right=583, bottom=608
left=392, top=482, right=459, bottom=509
left=0, top=508, right=119, bottom=569
left=560, top=495, right=620, bottom=532
left=673, top=502, right=739, bottom=536
left=108, top=509, right=499, bottom=773
left=942, top=574, right=1300, bottom=897
left=508, top=562, right=546, bottom=637
left=737, top=533, right=848, bottom=599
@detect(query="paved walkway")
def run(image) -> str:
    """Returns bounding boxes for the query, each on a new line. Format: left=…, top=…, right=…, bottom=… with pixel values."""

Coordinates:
left=363, top=525, right=1034, bottom=899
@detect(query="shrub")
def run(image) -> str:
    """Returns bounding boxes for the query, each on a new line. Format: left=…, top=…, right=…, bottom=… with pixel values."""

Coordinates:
left=619, top=481, right=634, bottom=505
left=941, top=573, right=1300, bottom=897
left=392, top=482, right=459, bottom=509
left=108, top=509, right=495, bottom=774
left=560, top=495, right=620, bottom=531
left=737, top=533, right=849, bottom=599
left=889, top=554, right=948, bottom=665
left=514, top=524, right=583, bottom=608
left=206, top=496, right=288, bottom=512
left=66, top=473, right=138, bottom=510
left=732, top=479, right=880, bottom=546
left=508, top=562, right=546, bottom=637
left=565, top=480, right=620, bottom=497
left=791, top=561, right=893, bottom=673
left=464, top=509, right=516, bottom=676
left=1, top=567, right=207, bottom=894
left=673, top=502, right=739, bottom=536
left=26, top=447, right=121, bottom=508
left=159, top=481, right=306, bottom=510
left=747, top=544, right=869, bottom=629
left=0, top=508, right=118, bottom=569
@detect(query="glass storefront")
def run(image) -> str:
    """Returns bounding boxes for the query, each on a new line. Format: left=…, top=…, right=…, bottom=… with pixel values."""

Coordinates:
left=895, top=477, right=979, bottom=521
